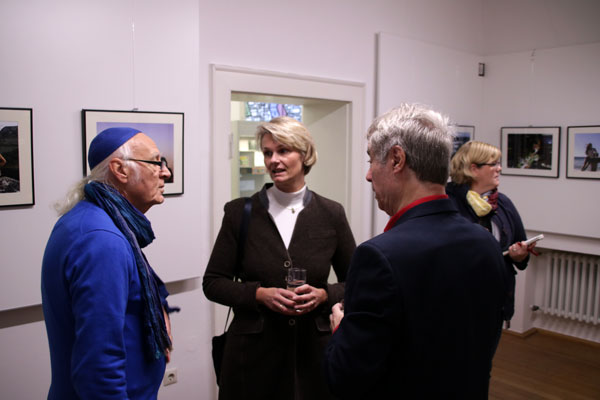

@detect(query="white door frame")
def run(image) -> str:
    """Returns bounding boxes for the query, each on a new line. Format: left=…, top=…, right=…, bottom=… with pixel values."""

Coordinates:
left=210, top=64, right=370, bottom=245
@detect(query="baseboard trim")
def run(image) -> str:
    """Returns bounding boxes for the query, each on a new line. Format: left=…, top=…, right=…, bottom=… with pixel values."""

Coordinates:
left=503, top=327, right=537, bottom=338
left=536, top=328, right=600, bottom=348
left=504, top=327, right=600, bottom=348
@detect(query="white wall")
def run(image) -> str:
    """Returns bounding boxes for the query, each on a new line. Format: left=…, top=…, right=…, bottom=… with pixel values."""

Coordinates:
left=482, top=43, right=600, bottom=241
left=374, top=33, right=485, bottom=232
left=481, top=43, right=600, bottom=338
left=0, top=0, right=206, bottom=309
left=0, top=0, right=212, bottom=398
left=481, top=0, right=600, bottom=55
left=1, top=0, right=599, bottom=398
left=375, top=34, right=600, bottom=339
left=0, top=0, right=486, bottom=398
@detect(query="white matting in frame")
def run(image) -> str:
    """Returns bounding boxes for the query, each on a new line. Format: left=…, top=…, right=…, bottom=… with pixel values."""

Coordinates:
left=501, top=126, right=560, bottom=178
left=82, top=109, right=184, bottom=195
left=567, top=125, right=600, bottom=180
left=0, top=107, right=34, bottom=207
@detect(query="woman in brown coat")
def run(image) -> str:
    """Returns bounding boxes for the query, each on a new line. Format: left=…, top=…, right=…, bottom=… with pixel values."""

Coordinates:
left=203, top=116, right=356, bottom=400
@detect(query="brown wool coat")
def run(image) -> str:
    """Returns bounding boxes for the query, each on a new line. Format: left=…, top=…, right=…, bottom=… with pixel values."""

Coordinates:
left=203, top=184, right=356, bottom=400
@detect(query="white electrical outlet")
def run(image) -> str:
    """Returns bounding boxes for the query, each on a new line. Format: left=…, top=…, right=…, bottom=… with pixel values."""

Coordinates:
left=163, top=368, right=178, bottom=386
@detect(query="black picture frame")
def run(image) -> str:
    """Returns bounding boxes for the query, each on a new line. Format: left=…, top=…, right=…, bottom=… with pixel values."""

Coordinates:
left=566, top=125, right=600, bottom=180
left=500, top=126, right=560, bottom=178
left=452, top=125, right=475, bottom=157
left=82, top=109, right=184, bottom=195
left=0, top=107, right=34, bottom=207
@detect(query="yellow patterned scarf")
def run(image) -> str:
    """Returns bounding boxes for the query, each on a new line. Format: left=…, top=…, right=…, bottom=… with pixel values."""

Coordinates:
left=466, top=190, right=492, bottom=217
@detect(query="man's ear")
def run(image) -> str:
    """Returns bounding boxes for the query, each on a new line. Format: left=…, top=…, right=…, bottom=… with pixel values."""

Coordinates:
left=108, top=158, right=128, bottom=184
left=390, top=146, right=405, bottom=172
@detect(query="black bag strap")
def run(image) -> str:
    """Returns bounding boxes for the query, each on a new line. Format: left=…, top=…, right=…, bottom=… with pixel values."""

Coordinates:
left=223, top=197, right=252, bottom=332
left=236, top=197, right=253, bottom=275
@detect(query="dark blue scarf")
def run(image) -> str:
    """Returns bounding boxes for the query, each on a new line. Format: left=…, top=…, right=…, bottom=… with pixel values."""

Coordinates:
left=84, top=181, right=171, bottom=360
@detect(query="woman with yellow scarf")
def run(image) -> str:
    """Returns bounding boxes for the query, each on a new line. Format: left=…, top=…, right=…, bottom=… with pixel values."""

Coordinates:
left=446, top=141, right=536, bottom=328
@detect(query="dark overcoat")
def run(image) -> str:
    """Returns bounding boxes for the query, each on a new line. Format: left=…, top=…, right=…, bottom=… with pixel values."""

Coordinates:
left=323, top=198, right=507, bottom=399
left=446, top=182, right=529, bottom=321
left=203, top=184, right=356, bottom=400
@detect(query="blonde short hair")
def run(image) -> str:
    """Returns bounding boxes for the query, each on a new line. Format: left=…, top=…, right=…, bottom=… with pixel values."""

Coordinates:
left=450, top=141, right=501, bottom=185
left=256, top=116, right=318, bottom=175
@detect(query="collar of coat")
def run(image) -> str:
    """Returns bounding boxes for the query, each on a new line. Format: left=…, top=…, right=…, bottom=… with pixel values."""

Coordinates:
left=384, top=195, right=451, bottom=232
left=258, top=183, right=313, bottom=210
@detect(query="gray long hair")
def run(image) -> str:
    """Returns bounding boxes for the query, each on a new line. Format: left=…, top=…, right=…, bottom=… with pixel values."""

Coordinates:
left=367, top=103, right=454, bottom=185
left=54, top=142, right=136, bottom=215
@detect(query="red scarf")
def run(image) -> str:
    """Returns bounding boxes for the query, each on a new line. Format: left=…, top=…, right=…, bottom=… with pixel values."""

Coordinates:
left=486, top=190, right=499, bottom=211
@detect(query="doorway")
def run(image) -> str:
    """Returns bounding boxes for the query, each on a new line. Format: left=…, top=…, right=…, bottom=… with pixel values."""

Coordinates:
left=230, top=93, right=351, bottom=213
left=211, top=64, right=369, bottom=244
left=210, top=64, right=369, bottom=351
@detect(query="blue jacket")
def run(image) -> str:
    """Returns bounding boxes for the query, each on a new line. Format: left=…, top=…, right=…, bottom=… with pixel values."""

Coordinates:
left=41, top=200, right=167, bottom=399
left=446, top=182, right=529, bottom=321
left=323, top=198, right=507, bottom=399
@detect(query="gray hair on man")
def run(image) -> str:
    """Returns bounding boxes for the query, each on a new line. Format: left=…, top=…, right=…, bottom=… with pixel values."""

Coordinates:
left=366, top=103, right=454, bottom=185
left=55, top=142, right=137, bottom=215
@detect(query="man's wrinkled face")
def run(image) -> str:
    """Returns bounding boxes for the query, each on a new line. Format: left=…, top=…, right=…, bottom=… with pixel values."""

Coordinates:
left=124, top=133, right=171, bottom=213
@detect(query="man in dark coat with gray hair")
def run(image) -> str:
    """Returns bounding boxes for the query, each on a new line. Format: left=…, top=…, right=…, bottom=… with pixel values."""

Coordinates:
left=323, top=103, right=507, bottom=399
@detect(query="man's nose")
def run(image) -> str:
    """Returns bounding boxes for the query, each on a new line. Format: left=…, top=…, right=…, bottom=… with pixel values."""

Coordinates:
left=160, top=166, right=171, bottom=179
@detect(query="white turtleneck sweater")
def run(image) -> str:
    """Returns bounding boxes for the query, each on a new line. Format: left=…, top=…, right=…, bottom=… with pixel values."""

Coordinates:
left=266, top=184, right=306, bottom=249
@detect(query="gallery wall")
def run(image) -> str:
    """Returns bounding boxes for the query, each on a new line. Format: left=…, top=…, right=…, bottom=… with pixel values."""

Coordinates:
left=0, top=0, right=487, bottom=398
left=1, top=0, right=599, bottom=399
left=0, top=0, right=211, bottom=398
left=482, top=42, right=600, bottom=243
left=375, top=35, right=600, bottom=253
left=375, top=33, right=600, bottom=341
left=374, top=33, right=485, bottom=232
left=482, top=43, right=600, bottom=338
left=0, top=0, right=205, bottom=310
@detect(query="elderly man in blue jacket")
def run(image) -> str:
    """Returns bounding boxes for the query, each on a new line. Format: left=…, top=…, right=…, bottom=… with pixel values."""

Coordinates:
left=42, top=127, right=175, bottom=399
left=323, top=104, right=507, bottom=399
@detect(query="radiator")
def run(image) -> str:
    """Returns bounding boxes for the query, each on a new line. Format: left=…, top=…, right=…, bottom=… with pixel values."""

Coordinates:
left=540, top=251, right=600, bottom=325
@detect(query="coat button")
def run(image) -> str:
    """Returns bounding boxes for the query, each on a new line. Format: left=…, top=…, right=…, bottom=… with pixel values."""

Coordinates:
left=284, top=260, right=291, bottom=268
left=288, top=318, right=296, bottom=326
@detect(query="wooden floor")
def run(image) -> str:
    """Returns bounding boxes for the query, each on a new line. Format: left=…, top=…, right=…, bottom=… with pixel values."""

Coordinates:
left=489, top=330, right=600, bottom=399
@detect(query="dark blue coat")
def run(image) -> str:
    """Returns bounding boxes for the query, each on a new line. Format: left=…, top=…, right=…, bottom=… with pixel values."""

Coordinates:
left=323, top=198, right=507, bottom=399
left=446, top=182, right=529, bottom=321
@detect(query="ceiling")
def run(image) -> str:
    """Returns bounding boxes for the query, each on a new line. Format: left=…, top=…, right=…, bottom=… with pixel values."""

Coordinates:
left=481, top=0, right=600, bottom=55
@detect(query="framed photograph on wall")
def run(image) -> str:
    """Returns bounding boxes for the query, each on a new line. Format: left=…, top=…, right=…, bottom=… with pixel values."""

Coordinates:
left=500, top=126, right=560, bottom=178
left=566, top=125, right=600, bottom=180
left=452, top=125, right=474, bottom=157
left=82, top=109, right=184, bottom=195
left=0, top=107, right=34, bottom=207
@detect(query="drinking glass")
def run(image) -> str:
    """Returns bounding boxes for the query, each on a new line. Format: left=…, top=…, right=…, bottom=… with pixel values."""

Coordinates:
left=286, top=267, right=307, bottom=291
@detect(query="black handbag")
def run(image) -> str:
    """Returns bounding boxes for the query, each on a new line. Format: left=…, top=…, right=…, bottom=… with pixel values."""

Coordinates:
left=212, top=197, right=252, bottom=385
left=211, top=308, right=231, bottom=384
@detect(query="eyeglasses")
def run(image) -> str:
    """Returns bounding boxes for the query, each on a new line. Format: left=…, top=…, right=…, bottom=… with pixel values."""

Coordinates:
left=476, top=161, right=501, bottom=168
left=127, top=158, right=167, bottom=169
